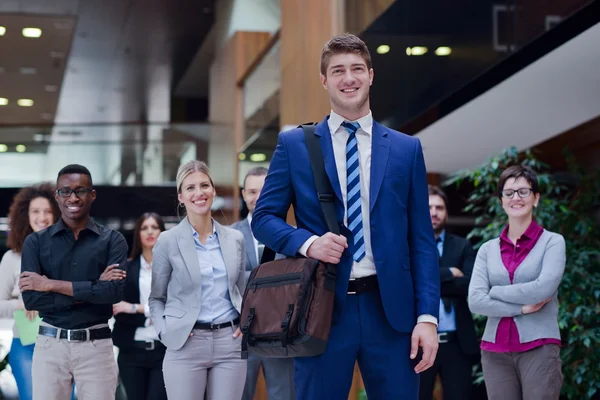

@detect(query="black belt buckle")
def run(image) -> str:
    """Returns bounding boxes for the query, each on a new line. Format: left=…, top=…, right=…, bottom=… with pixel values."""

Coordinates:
left=145, top=341, right=155, bottom=350
left=66, top=329, right=89, bottom=342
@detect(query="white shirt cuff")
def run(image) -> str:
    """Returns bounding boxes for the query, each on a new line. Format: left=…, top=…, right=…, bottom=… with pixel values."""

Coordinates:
left=298, top=235, right=319, bottom=257
left=417, top=314, right=438, bottom=326
left=143, top=303, right=151, bottom=318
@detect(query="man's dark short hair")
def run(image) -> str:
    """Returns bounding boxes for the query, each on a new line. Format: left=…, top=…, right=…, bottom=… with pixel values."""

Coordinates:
left=320, top=33, right=372, bottom=76
left=243, top=167, right=268, bottom=188
left=497, top=165, right=539, bottom=199
left=428, top=185, right=448, bottom=209
left=57, top=164, right=93, bottom=186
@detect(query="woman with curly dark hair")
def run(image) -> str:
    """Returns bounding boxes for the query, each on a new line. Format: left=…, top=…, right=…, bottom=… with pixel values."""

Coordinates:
left=0, top=183, right=59, bottom=400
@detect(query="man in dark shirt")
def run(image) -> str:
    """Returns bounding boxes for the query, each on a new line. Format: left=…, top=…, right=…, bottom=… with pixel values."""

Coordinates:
left=19, top=164, right=128, bottom=400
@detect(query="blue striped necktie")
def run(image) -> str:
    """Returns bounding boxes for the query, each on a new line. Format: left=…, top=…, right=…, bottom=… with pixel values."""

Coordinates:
left=342, top=121, right=365, bottom=262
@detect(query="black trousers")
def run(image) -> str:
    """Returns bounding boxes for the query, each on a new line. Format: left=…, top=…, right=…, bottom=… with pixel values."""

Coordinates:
left=118, top=344, right=167, bottom=400
left=419, top=338, right=474, bottom=400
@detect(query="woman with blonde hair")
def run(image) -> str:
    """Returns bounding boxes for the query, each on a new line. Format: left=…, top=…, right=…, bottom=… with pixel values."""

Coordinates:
left=149, top=160, right=247, bottom=399
left=468, top=165, right=565, bottom=400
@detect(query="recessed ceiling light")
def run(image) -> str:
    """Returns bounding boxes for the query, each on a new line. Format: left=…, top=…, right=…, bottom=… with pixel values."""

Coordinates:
left=17, top=99, right=34, bottom=107
left=249, top=153, right=267, bottom=162
left=22, top=28, right=42, bottom=38
left=0, top=26, right=6, bottom=36
left=376, top=45, right=390, bottom=55
left=20, top=67, right=37, bottom=75
left=435, top=46, right=452, bottom=56
left=0, top=98, right=8, bottom=106
left=238, top=153, right=247, bottom=161
left=0, top=144, right=7, bottom=153
left=406, top=46, right=428, bottom=56
left=16, top=144, right=27, bottom=153
left=45, top=85, right=58, bottom=92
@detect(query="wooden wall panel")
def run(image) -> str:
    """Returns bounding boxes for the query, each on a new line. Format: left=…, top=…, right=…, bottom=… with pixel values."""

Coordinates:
left=345, top=0, right=395, bottom=34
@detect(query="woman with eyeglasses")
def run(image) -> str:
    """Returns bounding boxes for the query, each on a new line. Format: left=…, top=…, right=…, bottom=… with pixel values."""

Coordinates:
left=468, top=165, right=565, bottom=400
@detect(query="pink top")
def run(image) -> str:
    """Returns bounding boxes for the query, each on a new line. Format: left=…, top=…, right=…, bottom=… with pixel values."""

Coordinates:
left=481, top=220, right=562, bottom=353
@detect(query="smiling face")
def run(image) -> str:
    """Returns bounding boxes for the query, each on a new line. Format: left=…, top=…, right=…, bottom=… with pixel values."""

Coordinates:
left=55, top=173, right=96, bottom=223
left=501, top=177, right=539, bottom=220
left=28, top=197, right=54, bottom=232
left=178, top=171, right=215, bottom=217
left=139, top=217, right=161, bottom=250
left=320, top=52, right=373, bottom=120
left=242, top=174, right=266, bottom=215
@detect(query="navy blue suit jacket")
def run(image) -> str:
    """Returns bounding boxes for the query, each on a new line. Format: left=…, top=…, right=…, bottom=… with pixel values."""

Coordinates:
left=251, top=116, right=440, bottom=333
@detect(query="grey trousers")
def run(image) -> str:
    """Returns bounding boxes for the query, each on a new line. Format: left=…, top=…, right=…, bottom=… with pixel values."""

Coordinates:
left=481, top=344, right=563, bottom=400
left=242, top=353, right=295, bottom=400
left=31, top=323, right=118, bottom=400
left=163, top=325, right=247, bottom=400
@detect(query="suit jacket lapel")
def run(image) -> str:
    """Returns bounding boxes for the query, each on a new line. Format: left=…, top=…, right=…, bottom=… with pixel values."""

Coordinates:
left=240, top=219, right=257, bottom=269
left=315, top=120, right=343, bottom=205
left=176, top=218, right=202, bottom=287
left=369, top=121, right=390, bottom=212
left=214, top=222, right=237, bottom=287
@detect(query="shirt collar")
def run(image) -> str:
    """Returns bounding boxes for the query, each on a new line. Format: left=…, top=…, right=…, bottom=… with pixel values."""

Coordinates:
left=437, top=230, right=446, bottom=243
left=246, top=213, right=252, bottom=225
left=49, top=217, right=100, bottom=236
left=328, top=109, right=373, bottom=136
left=191, top=220, right=217, bottom=238
left=500, top=220, right=542, bottom=243
left=140, top=256, right=152, bottom=270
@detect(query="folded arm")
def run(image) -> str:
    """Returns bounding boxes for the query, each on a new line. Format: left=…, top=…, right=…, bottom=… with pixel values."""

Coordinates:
left=468, top=243, right=523, bottom=317
left=489, top=235, right=566, bottom=304
left=441, top=241, right=476, bottom=297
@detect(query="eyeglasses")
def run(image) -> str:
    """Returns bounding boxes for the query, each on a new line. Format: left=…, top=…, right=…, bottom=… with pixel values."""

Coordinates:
left=501, top=188, right=534, bottom=199
left=57, top=188, right=93, bottom=198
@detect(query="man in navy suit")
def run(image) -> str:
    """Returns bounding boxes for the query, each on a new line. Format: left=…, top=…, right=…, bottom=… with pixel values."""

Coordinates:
left=251, top=33, right=440, bottom=400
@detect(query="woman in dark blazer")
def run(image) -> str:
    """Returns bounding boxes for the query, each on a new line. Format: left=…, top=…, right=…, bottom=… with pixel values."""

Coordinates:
left=112, top=212, right=167, bottom=400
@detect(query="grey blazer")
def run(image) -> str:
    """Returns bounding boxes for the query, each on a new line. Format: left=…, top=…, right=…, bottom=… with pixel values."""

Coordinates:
left=149, top=217, right=246, bottom=350
left=468, top=230, right=566, bottom=343
left=230, top=218, right=258, bottom=272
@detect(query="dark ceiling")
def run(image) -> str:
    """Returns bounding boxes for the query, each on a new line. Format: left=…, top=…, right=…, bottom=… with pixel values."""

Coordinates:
left=0, top=0, right=215, bottom=126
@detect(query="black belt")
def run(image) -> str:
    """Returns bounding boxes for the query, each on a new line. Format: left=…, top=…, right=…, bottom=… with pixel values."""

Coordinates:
left=347, top=275, right=379, bottom=295
left=38, top=326, right=111, bottom=342
left=193, top=317, right=240, bottom=330
left=438, top=331, right=457, bottom=344
left=132, top=340, right=165, bottom=351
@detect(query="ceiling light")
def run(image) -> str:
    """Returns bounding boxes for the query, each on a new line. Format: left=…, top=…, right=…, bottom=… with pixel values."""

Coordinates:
left=435, top=46, right=452, bottom=56
left=0, top=98, right=8, bottom=106
left=16, top=144, right=27, bottom=153
left=406, top=46, right=428, bottom=56
left=0, top=144, right=7, bottom=152
left=238, top=153, right=246, bottom=161
left=45, top=85, right=58, bottom=92
left=249, top=153, right=267, bottom=162
left=22, top=27, right=42, bottom=38
left=17, top=99, right=34, bottom=107
left=376, top=45, right=390, bottom=55
left=20, top=67, right=37, bottom=75
left=0, top=26, right=5, bottom=36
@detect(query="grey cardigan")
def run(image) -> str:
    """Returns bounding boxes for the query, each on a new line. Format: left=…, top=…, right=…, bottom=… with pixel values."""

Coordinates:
left=468, top=230, right=566, bottom=343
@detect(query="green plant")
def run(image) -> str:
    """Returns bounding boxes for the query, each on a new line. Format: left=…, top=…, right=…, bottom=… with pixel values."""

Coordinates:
left=446, top=146, right=600, bottom=399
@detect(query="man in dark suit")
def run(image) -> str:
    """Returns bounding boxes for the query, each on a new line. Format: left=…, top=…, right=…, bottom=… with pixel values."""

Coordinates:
left=231, top=167, right=295, bottom=400
left=252, top=33, right=440, bottom=400
left=419, top=185, right=479, bottom=400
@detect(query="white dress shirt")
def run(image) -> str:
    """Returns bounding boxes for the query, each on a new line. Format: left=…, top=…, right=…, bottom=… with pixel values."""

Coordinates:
left=134, top=256, right=159, bottom=342
left=299, top=110, right=437, bottom=326
left=247, top=213, right=260, bottom=265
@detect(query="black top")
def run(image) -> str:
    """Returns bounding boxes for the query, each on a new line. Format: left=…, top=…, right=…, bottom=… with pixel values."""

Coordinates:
left=21, top=218, right=128, bottom=329
left=112, top=257, right=148, bottom=350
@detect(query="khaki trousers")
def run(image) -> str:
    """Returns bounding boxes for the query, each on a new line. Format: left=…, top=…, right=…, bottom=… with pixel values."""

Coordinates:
left=32, top=323, right=118, bottom=400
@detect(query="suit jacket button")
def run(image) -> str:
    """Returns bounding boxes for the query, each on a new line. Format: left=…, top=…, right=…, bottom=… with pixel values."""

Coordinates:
left=344, top=250, right=351, bottom=257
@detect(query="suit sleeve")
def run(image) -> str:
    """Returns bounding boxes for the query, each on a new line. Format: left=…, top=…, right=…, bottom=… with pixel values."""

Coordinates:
left=407, top=138, right=440, bottom=319
left=149, top=233, right=171, bottom=338
left=468, top=243, right=523, bottom=317
left=236, top=234, right=247, bottom=296
left=489, top=235, right=565, bottom=304
left=71, top=232, right=128, bottom=304
left=251, top=131, right=314, bottom=257
left=441, top=240, right=476, bottom=297
left=21, top=234, right=75, bottom=312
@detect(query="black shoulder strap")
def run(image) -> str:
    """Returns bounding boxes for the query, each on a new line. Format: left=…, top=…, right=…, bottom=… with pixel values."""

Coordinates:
left=301, top=123, right=340, bottom=235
